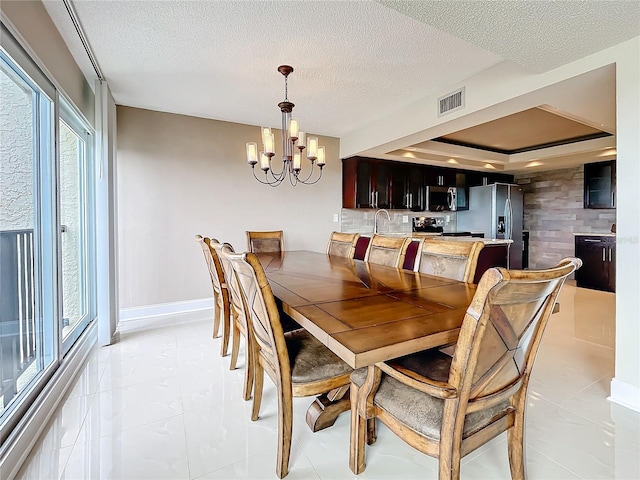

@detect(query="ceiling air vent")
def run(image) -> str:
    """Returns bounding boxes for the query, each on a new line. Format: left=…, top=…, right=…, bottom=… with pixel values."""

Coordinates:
left=438, top=87, right=465, bottom=117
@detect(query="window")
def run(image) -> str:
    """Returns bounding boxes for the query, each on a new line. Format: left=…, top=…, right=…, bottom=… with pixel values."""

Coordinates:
left=0, top=47, right=56, bottom=422
left=0, top=26, right=96, bottom=440
left=59, top=102, right=96, bottom=352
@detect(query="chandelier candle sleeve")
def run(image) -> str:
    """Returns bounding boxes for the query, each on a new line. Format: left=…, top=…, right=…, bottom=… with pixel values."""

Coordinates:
left=289, top=118, right=299, bottom=141
left=246, top=142, right=258, bottom=165
left=298, top=131, right=306, bottom=149
left=260, top=153, right=270, bottom=171
left=307, top=137, right=318, bottom=160
left=261, top=127, right=271, bottom=145
left=317, top=146, right=326, bottom=166
left=293, top=152, right=301, bottom=171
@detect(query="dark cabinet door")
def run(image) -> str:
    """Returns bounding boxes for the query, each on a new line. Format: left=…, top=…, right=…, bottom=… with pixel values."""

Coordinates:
left=406, top=165, right=425, bottom=211
left=425, top=167, right=455, bottom=187
left=375, top=162, right=392, bottom=208
left=584, top=161, right=616, bottom=209
left=467, top=172, right=515, bottom=187
left=455, top=172, right=469, bottom=210
left=390, top=165, right=408, bottom=209
left=575, top=236, right=615, bottom=292
left=356, top=160, right=374, bottom=208
left=607, top=243, right=616, bottom=292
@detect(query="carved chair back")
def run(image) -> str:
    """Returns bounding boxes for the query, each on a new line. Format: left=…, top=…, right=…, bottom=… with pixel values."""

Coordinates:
left=246, top=230, right=284, bottom=254
left=363, top=234, right=410, bottom=268
left=327, top=232, right=360, bottom=258
left=416, top=239, right=484, bottom=283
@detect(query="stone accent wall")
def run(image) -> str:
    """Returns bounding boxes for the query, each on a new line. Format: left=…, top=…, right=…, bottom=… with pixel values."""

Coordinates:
left=341, top=209, right=457, bottom=235
left=515, top=166, right=616, bottom=269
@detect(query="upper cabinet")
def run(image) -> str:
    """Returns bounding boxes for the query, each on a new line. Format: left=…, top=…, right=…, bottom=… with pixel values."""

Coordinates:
left=344, top=157, right=394, bottom=209
left=343, top=157, right=514, bottom=210
left=425, top=168, right=456, bottom=187
left=584, top=160, right=616, bottom=209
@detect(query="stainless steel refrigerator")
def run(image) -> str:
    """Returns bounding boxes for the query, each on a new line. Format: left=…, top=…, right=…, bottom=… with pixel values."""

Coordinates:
left=457, top=183, right=524, bottom=269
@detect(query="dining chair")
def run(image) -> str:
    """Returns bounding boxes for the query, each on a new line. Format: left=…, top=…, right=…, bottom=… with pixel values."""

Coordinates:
left=214, top=242, right=254, bottom=401
left=246, top=230, right=284, bottom=254
left=327, top=231, right=360, bottom=258
left=415, top=239, right=485, bottom=283
left=349, top=257, right=582, bottom=480
left=363, top=234, right=410, bottom=268
left=227, top=251, right=353, bottom=478
left=195, top=235, right=231, bottom=356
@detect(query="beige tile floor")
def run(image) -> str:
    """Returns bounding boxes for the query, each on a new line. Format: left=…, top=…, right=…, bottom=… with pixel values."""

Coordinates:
left=15, top=283, right=640, bottom=479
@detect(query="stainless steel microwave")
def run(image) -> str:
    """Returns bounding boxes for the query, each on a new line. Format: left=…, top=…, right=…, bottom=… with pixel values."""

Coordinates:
left=425, top=186, right=456, bottom=211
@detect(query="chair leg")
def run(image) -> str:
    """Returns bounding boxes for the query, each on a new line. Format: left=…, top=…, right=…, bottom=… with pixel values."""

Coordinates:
left=212, top=295, right=221, bottom=339
left=507, top=412, right=527, bottom=480
left=349, top=383, right=367, bottom=474
left=229, top=321, right=241, bottom=370
left=220, top=306, right=230, bottom=357
left=366, top=418, right=377, bottom=445
left=251, top=361, right=264, bottom=421
left=438, top=444, right=461, bottom=480
left=242, top=331, right=254, bottom=401
left=275, top=383, right=293, bottom=479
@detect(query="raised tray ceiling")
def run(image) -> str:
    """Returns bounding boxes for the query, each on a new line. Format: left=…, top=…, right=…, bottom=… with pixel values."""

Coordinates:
left=433, top=107, right=612, bottom=154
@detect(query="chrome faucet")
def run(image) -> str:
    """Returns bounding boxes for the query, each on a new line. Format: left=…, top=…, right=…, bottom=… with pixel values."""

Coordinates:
left=374, top=209, right=391, bottom=234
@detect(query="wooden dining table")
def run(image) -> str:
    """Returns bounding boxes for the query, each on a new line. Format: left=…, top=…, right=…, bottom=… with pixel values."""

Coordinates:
left=256, top=250, right=477, bottom=432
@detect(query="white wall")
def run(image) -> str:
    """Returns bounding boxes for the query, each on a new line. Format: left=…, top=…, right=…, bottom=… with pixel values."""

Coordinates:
left=612, top=40, right=640, bottom=409
left=116, top=106, right=341, bottom=309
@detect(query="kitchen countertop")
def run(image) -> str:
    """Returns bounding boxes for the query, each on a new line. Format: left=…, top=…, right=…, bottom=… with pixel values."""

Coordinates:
left=377, top=232, right=512, bottom=245
left=435, top=236, right=513, bottom=245
left=574, top=232, right=616, bottom=237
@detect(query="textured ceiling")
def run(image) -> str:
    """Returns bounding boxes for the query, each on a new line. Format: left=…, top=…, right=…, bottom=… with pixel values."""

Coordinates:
left=45, top=0, right=504, bottom=137
left=43, top=0, right=638, bottom=168
left=380, top=0, right=640, bottom=73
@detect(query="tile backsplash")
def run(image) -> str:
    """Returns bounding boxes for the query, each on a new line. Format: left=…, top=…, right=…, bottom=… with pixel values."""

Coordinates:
left=340, top=209, right=457, bottom=235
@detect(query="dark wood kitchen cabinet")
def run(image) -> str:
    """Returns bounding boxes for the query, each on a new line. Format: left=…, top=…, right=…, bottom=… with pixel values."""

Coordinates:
left=342, top=156, right=514, bottom=209
left=575, top=235, right=616, bottom=292
left=343, top=157, right=399, bottom=209
left=425, top=167, right=456, bottom=187
left=467, top=172, right=514, bottom=187
left=584, top=160, right=616, bottom=209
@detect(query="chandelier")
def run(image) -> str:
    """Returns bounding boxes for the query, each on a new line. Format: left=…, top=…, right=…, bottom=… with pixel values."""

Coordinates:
left=245, top=65, right=325, bottom=186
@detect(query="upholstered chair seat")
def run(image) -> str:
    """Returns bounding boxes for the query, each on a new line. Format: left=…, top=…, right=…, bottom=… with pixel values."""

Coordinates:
left=286, top=329, right=353, bottom=383
left=351, top=354, right=511, bottom=441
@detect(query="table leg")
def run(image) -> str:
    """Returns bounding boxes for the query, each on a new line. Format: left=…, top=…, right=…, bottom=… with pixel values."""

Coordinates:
left=305, top=385, right=351, bottom=432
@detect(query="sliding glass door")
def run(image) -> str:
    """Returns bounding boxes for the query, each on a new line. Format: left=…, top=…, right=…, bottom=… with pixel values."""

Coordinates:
left=0, top=50, right=56, bottom=421
left=0, top=29, right=96, bottom=438
left=59, top=104, right=95, bottom=352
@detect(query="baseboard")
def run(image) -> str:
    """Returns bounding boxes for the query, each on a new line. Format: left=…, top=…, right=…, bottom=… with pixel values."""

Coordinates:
left=609, top=378, right=640, bottom=413
left=0, top=321, right=97, bottom=480
left=118, top=298, right=214, bottom=333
